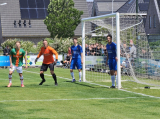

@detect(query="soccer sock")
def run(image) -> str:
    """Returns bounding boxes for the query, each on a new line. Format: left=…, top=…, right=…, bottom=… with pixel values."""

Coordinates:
left=116, top=75, right=118, bottom=86
left=111, top=75, right=115, bottom=86
left=52, top=73, right=57, bottom=84
left=20, top=76, right=23, bottom=84
left=79, top=72, right=82, bottom=80
left=40, top=73, right=45, bottom=81
left=20, top=80, right=23, bottom=84
left=71, top=72, right=75, bottom=79
left=8, top=75, right=12, bottom=83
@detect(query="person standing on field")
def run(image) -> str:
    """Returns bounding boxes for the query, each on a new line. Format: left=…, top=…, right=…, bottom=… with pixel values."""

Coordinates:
left=8, top=41, right=28, bottom=87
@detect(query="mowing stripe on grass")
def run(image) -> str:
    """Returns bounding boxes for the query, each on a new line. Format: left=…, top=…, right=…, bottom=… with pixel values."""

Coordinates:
left=0, top=97, right=143, bottom=102
left=24, top=70, right=160, bottom=99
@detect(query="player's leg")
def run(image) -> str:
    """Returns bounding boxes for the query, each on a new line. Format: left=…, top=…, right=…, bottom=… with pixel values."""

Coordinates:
left=39, top=64, right=48, bottom=85
left=16, top=66, right=24, bottom=87
left=115, top=71, right=118, bottom=88
left=76, top=58, right=82, bottom=82
left=70, top=59, right=76, bottom=82
left=49, top=63, right=58, bottom=86
left=19, top=73, right=24, bottom=87
left=109, top=59, right=115, bottom=88
left=8, top=67, right=14, bottom=87
left=113, top=59, right=118, bottom=88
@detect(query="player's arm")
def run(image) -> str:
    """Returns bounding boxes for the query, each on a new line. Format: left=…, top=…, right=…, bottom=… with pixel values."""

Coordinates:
left=50, top=48, right=58, bottom=63
left=35, top=48, right=42, bottom=64
left=81, top=53, right=83, bottom=64
left=23, top=50, right=28, bottom=69
left=69, top=48, right=72, bottom=64
left=80, top=46, right=83, bottom=64
left=115, top=44, right=118, bottom=62
left=9, top=50, right=13, bottom=68
left=9, top=55, right=13, bottom=68
left=106, top=53, right=108, bottom=65
left=24, top=55, right=28, bottom=69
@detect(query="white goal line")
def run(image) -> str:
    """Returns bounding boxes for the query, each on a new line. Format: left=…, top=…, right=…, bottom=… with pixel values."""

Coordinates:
left=23, top=70, right=160, bottom=99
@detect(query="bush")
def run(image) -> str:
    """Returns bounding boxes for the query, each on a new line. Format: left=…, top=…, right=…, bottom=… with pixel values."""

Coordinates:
left=1, top=39, right=34, bottom=53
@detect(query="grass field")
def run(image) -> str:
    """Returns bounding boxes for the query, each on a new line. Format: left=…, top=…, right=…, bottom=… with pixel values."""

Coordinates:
left=0, top=67, right=160, bottom=119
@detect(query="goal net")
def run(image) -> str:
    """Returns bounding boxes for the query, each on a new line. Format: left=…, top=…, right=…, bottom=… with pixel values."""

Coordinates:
left=81, top=13, right=160, bottom=89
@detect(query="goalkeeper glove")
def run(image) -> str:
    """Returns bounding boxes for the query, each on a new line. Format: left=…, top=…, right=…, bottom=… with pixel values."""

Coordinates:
left=54, top=59, right=58, bottom=65
left=35, top=57, right=38, bottom=64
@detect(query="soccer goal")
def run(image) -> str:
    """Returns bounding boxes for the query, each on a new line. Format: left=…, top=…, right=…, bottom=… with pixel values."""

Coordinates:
left=81, top=13, right=160, bottom=89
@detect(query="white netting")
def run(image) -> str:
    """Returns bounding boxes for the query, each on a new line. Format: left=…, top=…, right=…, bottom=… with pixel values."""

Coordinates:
left=83, top=13, right=160, bottom=88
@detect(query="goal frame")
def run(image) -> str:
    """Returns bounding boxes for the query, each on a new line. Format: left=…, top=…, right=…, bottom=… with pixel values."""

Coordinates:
left=81, top=12, right=121, bottom=89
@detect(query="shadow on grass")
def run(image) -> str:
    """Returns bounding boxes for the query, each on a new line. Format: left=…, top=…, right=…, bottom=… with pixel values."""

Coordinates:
left=65, top=81, right=96, bottom=88
left=4, top=86, right=21, bottom=87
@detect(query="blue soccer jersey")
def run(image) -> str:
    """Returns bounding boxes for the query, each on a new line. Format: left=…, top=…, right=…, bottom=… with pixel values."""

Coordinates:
left=106, top=42, right=117, bottom=71
left=70, top=45, right=83, bottom=69
left=106, top=42, right=117, bottom=59
left=71, top=45, right=83, bottom=59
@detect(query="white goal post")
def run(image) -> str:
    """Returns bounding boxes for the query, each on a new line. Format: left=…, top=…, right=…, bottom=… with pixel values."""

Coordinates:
left=81, top=12, right=154, bottom=90
left=81, top=13, right=121, bottom=89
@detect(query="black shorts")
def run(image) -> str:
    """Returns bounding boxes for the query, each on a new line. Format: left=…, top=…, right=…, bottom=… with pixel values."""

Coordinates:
left=40, top=63, right=54, bottom=71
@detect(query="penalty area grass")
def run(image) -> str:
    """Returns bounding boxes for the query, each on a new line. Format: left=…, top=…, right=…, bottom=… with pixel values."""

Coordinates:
left=0, top=68, right=160, bottom=119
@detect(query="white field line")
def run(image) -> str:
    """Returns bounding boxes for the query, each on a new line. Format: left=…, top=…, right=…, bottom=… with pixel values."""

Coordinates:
left=23, top=70, right=160, bottom=99
left=0, top=97, right=143, bottom=103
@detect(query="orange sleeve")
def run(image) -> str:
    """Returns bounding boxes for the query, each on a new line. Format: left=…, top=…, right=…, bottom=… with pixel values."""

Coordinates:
left=50, top=47, right=58, bottom=60
left=37, top=48, right=42, bottom=58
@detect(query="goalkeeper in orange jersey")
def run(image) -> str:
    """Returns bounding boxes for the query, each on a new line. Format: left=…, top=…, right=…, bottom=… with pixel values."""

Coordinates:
left=35, top=39, right=58, bottom=86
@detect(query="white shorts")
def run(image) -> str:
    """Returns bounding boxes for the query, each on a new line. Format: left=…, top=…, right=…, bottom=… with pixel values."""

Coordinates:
left=9, top=65, right=23, bottom=73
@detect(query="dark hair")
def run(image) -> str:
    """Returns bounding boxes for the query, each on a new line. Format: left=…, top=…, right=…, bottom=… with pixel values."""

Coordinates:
left=123, top=41, right=126, bottom=44
left=43, top=39, right=47, bottom=42
left=107, top=34, right=112, bottom=39
left=73, top=38, right=77, bottom=40
left=16, top=41, right=21, bottom=44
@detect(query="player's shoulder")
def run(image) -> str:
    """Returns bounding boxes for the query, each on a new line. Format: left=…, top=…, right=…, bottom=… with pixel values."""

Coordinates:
left=11, top=48, right=15, bottom=51
left=48, top=46, right=55, bottom=50
left=20, top=48, right=25, bottom=51
left=11, top=48, right=16, bottom=52
left=112, top=42, right=116, bottom=45
left=111, top=42, right=116, bottom=46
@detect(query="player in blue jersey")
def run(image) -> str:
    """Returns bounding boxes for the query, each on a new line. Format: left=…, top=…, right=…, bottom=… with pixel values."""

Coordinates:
left=106, top=35, right=118, bottom=88
left=69, top=38, right=83, bottom=82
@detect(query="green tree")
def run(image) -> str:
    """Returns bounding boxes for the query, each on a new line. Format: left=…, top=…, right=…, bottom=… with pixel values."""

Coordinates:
left=44, top=0, right=83, bottom=38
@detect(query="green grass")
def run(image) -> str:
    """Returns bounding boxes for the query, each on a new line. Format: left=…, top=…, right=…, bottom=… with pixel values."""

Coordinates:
left=0, top=68, right=160, bottom=119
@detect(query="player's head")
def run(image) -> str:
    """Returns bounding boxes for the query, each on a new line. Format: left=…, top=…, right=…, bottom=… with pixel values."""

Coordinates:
left=73, top=38, right=78, bottom=45
left=107, top=34, right=112, bottom=43
left=15, top=41, right=21, bottom=49
left=43, top=39, right=48, bottom=48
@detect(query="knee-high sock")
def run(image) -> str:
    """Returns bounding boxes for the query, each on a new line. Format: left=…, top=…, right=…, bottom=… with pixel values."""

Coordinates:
left=71, top=72, right=75, bottom=79
left=111, top=75, right=115, bottom=86
left=40, top=73, right=45, bottom=81
left=52, top=73, right=57, bottom=84
left=8, top=75, right=12, bottom=83
left=116, top=75, right=118, bottom=86
left=20, top=76, right=23, bottom=84
left=79, top=72, right=82, bottom=80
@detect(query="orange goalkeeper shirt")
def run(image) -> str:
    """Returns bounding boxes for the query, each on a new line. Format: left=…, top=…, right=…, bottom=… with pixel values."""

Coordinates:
left=37, top=46, right=58, bottom=64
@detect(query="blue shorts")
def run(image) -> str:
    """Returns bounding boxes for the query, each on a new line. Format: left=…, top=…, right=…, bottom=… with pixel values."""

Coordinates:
left=109, top=58, right=117, bottom=71
left=70, top=58, right=82, bottom=69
